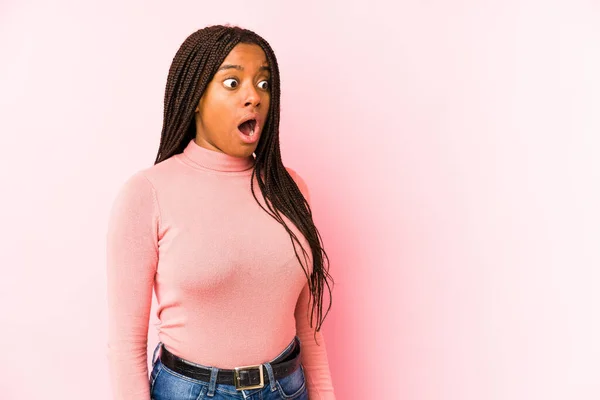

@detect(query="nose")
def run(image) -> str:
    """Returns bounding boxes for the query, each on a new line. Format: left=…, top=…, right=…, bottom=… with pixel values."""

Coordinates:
left=242, top=83, right=261, bottom=108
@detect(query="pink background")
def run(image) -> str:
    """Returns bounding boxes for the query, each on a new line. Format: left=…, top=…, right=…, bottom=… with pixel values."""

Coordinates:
left=1, top=0, right=599, bottom=399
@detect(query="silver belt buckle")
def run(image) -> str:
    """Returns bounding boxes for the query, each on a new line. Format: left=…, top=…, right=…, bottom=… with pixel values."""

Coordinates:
left=233, top=364, right=265, bottom=391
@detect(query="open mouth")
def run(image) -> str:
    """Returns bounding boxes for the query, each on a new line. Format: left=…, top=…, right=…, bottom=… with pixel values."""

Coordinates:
left=238, top=119, right=257, bottom=136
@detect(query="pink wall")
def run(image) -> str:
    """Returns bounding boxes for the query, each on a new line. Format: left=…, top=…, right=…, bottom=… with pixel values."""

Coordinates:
left=1, top=0, right=599, bottom=399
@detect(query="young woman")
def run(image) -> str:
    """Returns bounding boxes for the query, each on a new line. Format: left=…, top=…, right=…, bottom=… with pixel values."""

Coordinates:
left=106, top=25, right=335, bottom=400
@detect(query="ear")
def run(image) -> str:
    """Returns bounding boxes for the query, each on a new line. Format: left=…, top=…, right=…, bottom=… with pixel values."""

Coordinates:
left=195, top=97, right=203, bottom=113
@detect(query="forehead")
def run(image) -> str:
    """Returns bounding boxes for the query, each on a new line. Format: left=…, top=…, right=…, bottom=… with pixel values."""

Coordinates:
left=220, top=43, right=268, bottom=67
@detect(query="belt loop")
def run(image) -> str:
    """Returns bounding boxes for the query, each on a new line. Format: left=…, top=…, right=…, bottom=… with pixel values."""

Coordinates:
left=206, top=366, right=219, bottom=397
left=263, top=362, right=277, bottom=392
left=152, top=341, right=163, bottom=366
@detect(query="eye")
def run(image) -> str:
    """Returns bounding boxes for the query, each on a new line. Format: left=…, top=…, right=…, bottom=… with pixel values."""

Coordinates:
left=223, top=78, right=239, bottom=89
left=258, top=80, right=269, bottom=91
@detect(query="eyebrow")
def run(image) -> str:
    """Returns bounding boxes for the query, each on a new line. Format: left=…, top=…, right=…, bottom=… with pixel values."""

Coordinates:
left=217, top=64, right=270, bottom=73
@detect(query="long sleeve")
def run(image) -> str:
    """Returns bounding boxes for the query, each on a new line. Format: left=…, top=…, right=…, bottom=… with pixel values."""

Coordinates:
left=295, top=284, right=336, bottom=399
left=106, top=171, right=160, bottom=400
left=288, top=168, right=336, bottom=400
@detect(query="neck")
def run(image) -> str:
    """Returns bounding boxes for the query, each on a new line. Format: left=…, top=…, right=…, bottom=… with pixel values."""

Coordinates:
left=181, top=138, right=255, bottom=172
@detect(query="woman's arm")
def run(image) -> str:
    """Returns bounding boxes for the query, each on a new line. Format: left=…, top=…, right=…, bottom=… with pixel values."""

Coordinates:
left=288, top=168, right=336, bottom=399
left=295, top=283, right=336, bottom=400
left=106, top=170, right=159, bottom=400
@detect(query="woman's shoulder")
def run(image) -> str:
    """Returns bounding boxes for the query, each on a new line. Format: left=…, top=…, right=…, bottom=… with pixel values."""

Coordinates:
left=122, top=156, right=183, bottom=188
left=285, top=166, right=311, bottom=203
left=285, top=166, right=304, bottom=182
left=112, top=156, right=181, bottom=201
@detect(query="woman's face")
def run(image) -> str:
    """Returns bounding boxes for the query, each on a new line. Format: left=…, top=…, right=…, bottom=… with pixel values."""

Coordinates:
left=194, top=43, right=271, bottom=158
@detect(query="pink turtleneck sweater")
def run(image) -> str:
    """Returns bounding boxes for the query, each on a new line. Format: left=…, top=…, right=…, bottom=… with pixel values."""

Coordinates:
left=106, top=138, right=334, bottom=399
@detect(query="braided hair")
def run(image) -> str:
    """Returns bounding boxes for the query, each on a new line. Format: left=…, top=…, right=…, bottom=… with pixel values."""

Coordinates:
left=154, top=25, right=333, bottom=342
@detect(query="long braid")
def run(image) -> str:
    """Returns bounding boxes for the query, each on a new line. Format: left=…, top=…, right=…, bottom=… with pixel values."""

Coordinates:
left=155, top=25, right=334, bottom=342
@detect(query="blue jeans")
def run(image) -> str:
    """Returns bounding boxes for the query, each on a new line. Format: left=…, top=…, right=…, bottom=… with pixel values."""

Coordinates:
left=149, top=337, right=308, bottom=400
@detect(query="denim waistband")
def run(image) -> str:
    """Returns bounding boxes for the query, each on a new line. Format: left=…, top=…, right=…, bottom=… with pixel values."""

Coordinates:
left=151, top=335, right=300, bottom=367
left=151, top=335, right=301, bottom=397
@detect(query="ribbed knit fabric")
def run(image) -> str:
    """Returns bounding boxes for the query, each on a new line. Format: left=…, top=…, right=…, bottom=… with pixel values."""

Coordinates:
left=106, top=138, right=335, bottom=399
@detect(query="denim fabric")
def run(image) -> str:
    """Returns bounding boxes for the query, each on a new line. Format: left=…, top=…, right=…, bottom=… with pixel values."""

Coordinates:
left=149, top=337, right=308, bottom=400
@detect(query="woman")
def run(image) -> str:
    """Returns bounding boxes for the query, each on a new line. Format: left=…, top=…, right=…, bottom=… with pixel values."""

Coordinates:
left=106, top=25, right=335, bottom=400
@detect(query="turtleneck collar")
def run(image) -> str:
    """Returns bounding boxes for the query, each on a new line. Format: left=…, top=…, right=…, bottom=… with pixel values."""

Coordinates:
left=181, top=138, right=255, bottom=172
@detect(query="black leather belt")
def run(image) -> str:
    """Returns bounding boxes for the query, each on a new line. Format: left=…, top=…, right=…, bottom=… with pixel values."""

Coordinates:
left=158, top=338, right=302, bottom=391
